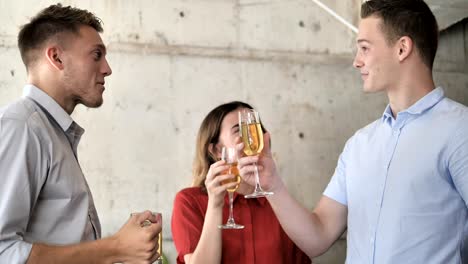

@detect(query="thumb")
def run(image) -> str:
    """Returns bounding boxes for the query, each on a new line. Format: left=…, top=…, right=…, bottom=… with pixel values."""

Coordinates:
left=134, top=210, right=153, bottom=225
left=262, top=132, right=272, bottom=156
left=235, top=140, right=244, bottom=157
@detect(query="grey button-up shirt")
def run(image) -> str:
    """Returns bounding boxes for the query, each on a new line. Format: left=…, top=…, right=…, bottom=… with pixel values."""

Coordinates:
left=0, top=85, right=101, bottom=263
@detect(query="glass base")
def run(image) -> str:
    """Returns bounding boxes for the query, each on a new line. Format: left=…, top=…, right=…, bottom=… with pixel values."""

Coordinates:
left=244, top=190, right=274, bottom=199
left=218, top=223, right=244, bottom=229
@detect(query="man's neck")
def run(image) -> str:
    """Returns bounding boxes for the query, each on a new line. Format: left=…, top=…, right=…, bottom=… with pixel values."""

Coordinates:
left=28, top=76, right=76, bottom=115
left=386, top=68, right=435, bottom=118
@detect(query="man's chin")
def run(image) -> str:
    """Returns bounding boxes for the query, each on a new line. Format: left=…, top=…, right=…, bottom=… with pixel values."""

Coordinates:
left=362, top=84, right=381, bottom=94
left=82, top=99, right=103, bottom=108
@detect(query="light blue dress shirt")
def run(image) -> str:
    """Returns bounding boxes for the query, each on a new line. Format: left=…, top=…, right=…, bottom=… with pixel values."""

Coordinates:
left=324, top=87, right=468, bottom=263
left=0, top=85, right=101, bottom=263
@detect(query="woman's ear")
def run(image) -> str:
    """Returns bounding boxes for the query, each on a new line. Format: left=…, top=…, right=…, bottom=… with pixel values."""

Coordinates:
left=208, top=143, right=220, bottom=160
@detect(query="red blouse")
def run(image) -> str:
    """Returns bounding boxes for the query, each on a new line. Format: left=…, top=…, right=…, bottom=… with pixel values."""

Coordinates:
left=171, top=187, right=311, bottom=264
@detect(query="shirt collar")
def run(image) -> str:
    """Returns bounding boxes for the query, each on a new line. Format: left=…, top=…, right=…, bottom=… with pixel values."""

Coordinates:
left=23, top=84, right=74, bottom=132
left=381, top=87, right=445, bottom=123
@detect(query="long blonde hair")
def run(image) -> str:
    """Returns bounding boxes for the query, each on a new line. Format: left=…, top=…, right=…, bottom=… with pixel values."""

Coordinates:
left=192, top=101, right=256, bottom=190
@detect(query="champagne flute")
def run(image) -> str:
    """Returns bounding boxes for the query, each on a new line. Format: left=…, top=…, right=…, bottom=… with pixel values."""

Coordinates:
left=218, top=147, right=244, bottom=229
left=239, top=109, right=273, bottom=198
left=136, top=212, right=164, bottom=263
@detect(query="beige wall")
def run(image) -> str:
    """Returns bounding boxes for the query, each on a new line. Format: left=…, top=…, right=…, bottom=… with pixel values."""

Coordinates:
left=1, top=1, right=467, bottom=263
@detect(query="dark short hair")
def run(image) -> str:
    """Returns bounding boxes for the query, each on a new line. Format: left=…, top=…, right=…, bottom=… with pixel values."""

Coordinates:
left=18, top=3, right=103, bottom=68
left=361, top=0, right=439, bottom=69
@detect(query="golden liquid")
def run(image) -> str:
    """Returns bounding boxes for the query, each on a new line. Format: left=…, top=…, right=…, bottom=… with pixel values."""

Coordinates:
left=241, top=123, right=264, bottom=156
left=222, top=162, right=241, bottom=192
left=158, top=232, right=163, bottom=259
left=141, top=217, right=163, bottom=261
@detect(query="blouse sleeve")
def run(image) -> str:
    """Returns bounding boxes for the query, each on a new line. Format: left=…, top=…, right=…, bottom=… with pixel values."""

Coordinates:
left=171, top=189, right=206, bottom=264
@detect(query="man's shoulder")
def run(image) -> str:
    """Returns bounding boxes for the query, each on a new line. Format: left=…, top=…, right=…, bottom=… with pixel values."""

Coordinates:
left=437, top=97, right=468, bottom=117
left=352, top=118, right=382, bottom=140
left=0, top=97, right=38, bottom=123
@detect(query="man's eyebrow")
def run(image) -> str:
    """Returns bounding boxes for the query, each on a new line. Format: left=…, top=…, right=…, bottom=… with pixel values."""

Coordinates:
left=357, top=39, right=371, bottom=44
left=94, top=44, right=107, bottom=53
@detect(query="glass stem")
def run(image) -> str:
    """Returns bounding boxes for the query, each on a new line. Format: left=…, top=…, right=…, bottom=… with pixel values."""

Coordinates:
left=253, top=162, right=263, bottom=192
left=227, top=191, right=235, bottom=224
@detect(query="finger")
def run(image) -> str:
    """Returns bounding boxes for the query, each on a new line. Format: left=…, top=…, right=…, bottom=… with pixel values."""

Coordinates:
left=212, top=181, right=239, bottom=195
left=134, top=211, right=154, bottom=225
left=222, top=181, right=240, bottom=190
left=149, top=252, right=161, bottom=263
left=143, top=212, right=161, bottom=225
left=212, top=159, right=226, bottom=167
left=146, top=221, right=162, bottom=240
left=206, top=166, right=230, bottom=183
left=129, top=211, right=143, bottom=225
left=238, top=165, right=258, bottom=179
left=206, top=161, right=228, bottom=179
left=237, top=155, right=259, bottom=169
left=263, top=132, right=272, bottom=155
left=235, top=141, right=244, bottom=156
left=148, top=241, right=161, bottom=263
left=208, top=174, right=235, bottom=188
left=144, top=235, right=160, bottom=262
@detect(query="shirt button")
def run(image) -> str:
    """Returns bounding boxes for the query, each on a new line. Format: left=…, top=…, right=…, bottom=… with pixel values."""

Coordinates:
left=370, top=237, right=375, bottom=244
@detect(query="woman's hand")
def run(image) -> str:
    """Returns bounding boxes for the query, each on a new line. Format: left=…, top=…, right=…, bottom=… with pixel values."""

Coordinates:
left=204, top=160, right=238, bottom=209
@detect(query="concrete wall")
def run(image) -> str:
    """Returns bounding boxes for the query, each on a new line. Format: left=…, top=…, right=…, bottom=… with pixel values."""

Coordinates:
left=0, top=1, right=467, bottom=263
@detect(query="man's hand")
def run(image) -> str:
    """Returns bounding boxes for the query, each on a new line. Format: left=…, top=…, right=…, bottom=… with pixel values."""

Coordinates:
left=237, top=132, right=285, bottom=193
left=113, top=211, right=162, bottom=264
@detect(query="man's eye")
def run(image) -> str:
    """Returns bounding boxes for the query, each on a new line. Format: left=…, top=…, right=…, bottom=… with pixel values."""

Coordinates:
left=94, top=51, right=103, bottom=60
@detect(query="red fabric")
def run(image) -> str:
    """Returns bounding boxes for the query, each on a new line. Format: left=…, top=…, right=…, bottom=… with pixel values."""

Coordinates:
left=171, top=187, right=312, bottom=264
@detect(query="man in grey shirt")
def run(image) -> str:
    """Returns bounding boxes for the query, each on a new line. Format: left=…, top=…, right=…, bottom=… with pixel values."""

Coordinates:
left=0, top=4, right=161, bottom=263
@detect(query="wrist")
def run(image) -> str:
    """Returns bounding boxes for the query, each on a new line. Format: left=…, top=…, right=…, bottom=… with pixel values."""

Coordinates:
left=269, top=176, right=286, bottom=194
left=101, top=235, right=122, bottom=263
left=207, top=199, right=224, bottom=211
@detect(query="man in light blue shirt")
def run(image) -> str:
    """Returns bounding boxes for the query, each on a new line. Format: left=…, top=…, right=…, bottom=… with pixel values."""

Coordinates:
left=0, top=4, right=161, bottom=263
left=238, top=0, right=468, bottom=263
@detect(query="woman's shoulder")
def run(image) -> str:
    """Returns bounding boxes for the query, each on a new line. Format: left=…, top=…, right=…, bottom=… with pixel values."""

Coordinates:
left=173, top=187, right=208, bottom=217
left=175, top=187, right=208, bottom=203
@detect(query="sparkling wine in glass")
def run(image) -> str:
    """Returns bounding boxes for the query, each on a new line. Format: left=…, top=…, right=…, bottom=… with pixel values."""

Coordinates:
left=239, top=109, right=273, bottom=198
left=218, top=147, right=244, bottom=229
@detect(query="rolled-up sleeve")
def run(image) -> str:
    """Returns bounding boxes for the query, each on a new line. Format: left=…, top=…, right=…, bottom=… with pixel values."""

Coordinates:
left=0, top=117, right=45, bottom=263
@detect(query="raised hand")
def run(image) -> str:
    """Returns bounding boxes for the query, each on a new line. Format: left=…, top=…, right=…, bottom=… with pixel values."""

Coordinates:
left=204, top=160, right=238, bottom=209
left=237, top=132, right=284, bottom=194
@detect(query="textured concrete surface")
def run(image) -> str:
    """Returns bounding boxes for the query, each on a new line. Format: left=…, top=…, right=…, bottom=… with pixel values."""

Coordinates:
left=1, top=1, right=467, bottom=263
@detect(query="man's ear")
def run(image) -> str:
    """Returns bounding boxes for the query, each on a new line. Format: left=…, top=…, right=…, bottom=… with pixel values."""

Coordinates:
left=45, top=46, right=64, bottom=70
left=396, top=36, right=413, bottom=62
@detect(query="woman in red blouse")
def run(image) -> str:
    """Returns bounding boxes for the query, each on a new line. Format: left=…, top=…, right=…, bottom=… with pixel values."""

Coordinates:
left=171, top=101, right=311, bottom=264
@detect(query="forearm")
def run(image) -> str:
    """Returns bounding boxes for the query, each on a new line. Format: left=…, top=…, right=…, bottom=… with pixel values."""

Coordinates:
left=27, top=237, right=119, bottom=264
left=187, top=205, right=223, bottom=264
left=267, top=184, right=335, bottom=257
